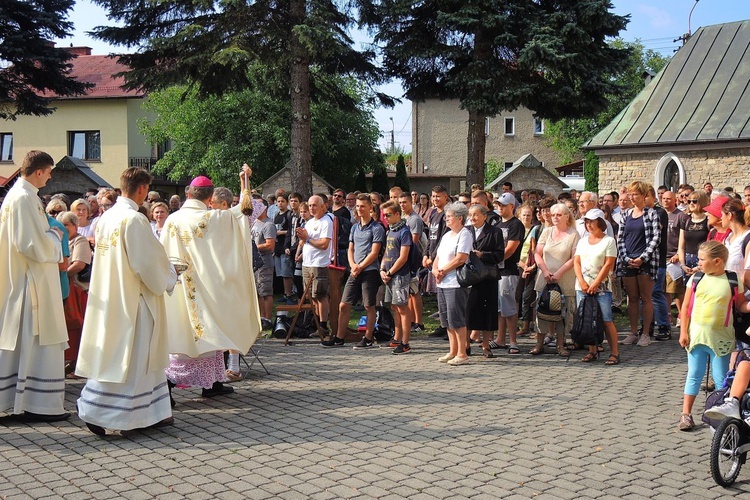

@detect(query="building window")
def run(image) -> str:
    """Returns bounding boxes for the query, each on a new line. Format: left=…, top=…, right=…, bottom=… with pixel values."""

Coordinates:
left=484, top=117, right=490, bottom=136
left=68, top=131, right=101, bottom=161
left=504, top=117, right=515, bottom=136
left=533, top=117, right=544, bottom=135
left=0, top=133, right=12, bottom=162
left=504, top=162, right=513, bottom=170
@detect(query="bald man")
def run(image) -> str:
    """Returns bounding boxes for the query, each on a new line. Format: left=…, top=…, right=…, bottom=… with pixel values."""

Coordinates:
left=296, top=195, right=334, bottom=336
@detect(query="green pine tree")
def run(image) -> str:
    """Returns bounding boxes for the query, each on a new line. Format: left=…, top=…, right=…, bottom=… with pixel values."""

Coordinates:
left=360, top=0, right=630, bottom=187
left=392, top=154, right=410, bottom=192
left=371, top=164, right=390, bottom=197
left=0, top=0, right=92, bottom=119
left=92, top=0, right=389, bottom=197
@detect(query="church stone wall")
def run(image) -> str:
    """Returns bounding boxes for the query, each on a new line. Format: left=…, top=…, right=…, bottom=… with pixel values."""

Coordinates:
left=598, top=147, right=750, bottom=194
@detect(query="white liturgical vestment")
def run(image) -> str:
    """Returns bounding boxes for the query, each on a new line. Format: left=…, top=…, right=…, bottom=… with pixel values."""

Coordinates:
left=0, top=177, right=67, bottom=416
left=0, top=177, right=65, bottom=350
left=161, top=198, right=261, bottom=357
left=76, top=197, right=177, bottom=383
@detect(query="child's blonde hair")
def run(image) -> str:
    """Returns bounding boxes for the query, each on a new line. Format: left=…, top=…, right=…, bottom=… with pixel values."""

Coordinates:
left=698, top=240, right=728, bottom=263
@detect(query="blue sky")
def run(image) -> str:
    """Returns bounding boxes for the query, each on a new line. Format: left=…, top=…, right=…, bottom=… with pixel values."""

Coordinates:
left=57, top=0, right=750, bottom=153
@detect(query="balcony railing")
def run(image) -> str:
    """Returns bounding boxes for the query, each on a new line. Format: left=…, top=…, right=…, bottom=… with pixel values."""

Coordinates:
left=129, top=157, right=190, bottom=183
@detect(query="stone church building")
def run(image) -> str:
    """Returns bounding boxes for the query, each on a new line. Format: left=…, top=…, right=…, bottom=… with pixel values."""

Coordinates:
left=586, top=20, right=750, bottom=193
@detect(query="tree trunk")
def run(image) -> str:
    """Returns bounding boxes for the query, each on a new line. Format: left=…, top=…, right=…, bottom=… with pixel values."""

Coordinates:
left=466, top=108, right=487, bottom=188
left=465, top=28, right=490, bottom=188
left=289, top=0, right=313, bottom=197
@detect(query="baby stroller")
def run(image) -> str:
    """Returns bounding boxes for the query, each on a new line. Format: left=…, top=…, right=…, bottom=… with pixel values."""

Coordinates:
left=703, top=354, right=750, bottom=486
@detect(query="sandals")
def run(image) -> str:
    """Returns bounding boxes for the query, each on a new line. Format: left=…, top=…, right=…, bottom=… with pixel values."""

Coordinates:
left=556, top=347, right=570, bottom=358
left=581, top=352, right=598, bottom=362
left=597, top=344, right=605, bottom=353
left=482, top=347, right=495, bottom=358
left=604, top=354, right=621, bottom=366
left=529, top=346, right=544, bottom=356
left=488, top=340, right=507, bottom=349
left=508, top=344, right=521, bottom=355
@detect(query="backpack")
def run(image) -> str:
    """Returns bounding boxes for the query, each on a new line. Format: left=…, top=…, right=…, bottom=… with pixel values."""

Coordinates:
left=570, top=294, right=605, bottom=346
left=407, top=229, right=424, bottom=276
left=373, top=306, right=395, bottom=341
left=537, top=283, right=563, bottom=322
left=688, top=270, right=750, bottom=344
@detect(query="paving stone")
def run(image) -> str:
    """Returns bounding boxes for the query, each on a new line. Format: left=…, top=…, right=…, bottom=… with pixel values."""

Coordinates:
left=0, top=337, right=749, bottom=499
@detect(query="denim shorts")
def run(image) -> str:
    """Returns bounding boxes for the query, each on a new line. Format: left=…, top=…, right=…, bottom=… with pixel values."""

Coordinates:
left=575, top=290, right=614, bottom=323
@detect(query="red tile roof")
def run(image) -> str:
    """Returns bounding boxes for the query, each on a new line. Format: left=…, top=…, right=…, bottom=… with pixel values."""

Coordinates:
left=52, top=48, right=145, bottom=100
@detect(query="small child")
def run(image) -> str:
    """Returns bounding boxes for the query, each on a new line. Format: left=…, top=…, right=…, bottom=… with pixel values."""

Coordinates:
left=678, top=241, right=750, bottom=431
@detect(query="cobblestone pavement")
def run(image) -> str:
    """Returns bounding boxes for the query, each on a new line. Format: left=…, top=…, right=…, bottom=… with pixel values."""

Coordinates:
left=2, top=334, right=750, bottom=499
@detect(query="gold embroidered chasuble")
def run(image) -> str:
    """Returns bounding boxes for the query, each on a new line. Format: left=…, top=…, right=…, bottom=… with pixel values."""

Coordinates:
left=160, top=198, right=261, bottom=356
left=76, top=197, right=177, bottom=383
left=0, top=177, right=66, bottom=349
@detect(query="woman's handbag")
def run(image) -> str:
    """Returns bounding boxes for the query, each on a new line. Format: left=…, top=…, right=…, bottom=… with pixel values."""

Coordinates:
left=457, top=251, right=497, bottom=287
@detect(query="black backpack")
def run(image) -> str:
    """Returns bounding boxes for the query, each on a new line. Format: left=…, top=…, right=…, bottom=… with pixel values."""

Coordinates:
left=570, top=294, right=605, bottom=346
left=373, top=306, right=395, bottom=341
left=537, top=283, right=563, bottom=322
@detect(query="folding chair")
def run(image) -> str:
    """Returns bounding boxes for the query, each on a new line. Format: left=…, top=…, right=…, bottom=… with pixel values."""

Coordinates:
left=276, top=276, right=320, bottom=346
left=240, top=334, right=270, bottom=376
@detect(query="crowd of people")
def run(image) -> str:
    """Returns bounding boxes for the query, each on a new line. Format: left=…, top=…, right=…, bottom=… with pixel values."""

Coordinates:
left=3, top=148, right=750, bottom=434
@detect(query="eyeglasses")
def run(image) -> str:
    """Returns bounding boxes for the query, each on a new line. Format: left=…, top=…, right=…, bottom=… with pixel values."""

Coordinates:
left=101, top=203, right=113, bottom=208
left=687, top=199, right=699, bottom=204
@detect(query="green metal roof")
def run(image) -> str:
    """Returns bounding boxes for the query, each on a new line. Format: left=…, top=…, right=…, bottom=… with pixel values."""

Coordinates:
left=586, top=20, right=750, bottom=150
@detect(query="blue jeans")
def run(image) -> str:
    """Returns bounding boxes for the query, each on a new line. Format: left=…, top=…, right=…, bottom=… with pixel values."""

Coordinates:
left=652, top=266, right=670, bottom=328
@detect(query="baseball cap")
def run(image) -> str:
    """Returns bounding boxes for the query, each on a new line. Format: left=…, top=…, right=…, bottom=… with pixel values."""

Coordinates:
left=189, top=175, right=213, bottom=187
left=703, top=196, right=729, bottom=218
left=496, top=193, right=517, bottom=206
left=583, top=208, right=605, bottom=221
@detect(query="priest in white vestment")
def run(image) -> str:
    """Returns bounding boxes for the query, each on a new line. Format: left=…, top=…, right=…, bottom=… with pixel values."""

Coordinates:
left=76, top=168, right=178, bottom=436
left=161, top=166, right=261, bottom=398
left=0, top=151, right=69, bottom=422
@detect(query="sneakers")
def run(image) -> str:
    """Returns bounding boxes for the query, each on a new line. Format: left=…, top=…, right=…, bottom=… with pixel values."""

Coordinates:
left=260, top=318, right=274, bottom=331
left=636, top=334, right=651, bottom=347
left=619, top=333, right=639, bottom=345
left=381, top=339, right=401, bottom=349
left=678, top=413, right=695, bottom=431
left=429, top=326, right=447, bottom=338
left=392, top=343, right=411, bottom=355
left=654, top=325, right=672, bottom=341
left=705, top=398, right=741, bottom=421
left=321, top=336, right=345, bottom=348
left=411, top=323, right=425, bottom=332
left=542, top=335, right=553, bottom=346
left=352, top=337, right=375, bottom=349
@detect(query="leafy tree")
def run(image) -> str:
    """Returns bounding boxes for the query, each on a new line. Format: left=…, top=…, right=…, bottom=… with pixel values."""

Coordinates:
left=91, top=0, right=389, bottom=196
left=140, top=71, right=381, bottom=190
left=546, top=40, right=670, bottom=190
left=361, top=0, right=631, bottom=187
left=485, top=158, right=503, bottom=187
left=0, top=0, right=91, bottom=119
left=371, top=163, right=390, bottom=196
left=392, top=154, right=410, bottom=192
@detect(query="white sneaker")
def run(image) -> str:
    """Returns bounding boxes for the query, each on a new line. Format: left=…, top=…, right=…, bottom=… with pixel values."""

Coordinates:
left=636, top=334, right=651, bottom=347
left=705, top=398, right=741, bottom=421
left=619, top=333, right=639, bottom=345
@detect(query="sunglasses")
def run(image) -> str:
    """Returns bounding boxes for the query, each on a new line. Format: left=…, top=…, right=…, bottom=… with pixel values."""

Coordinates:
left=383, top=212, right=398, bottom=218
left=687, top=199, right=699, bottom=204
